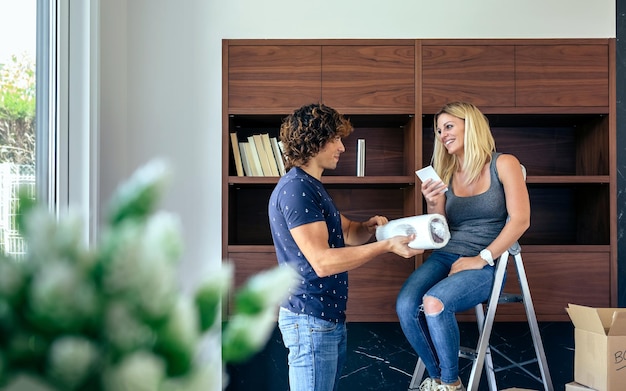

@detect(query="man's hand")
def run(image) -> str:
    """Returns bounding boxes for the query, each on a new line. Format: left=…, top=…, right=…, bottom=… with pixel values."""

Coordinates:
left=388, top=234, right=424, bottom=258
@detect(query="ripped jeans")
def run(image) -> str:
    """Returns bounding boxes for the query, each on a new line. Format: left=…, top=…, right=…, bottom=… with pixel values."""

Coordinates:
left=396, top=251, right=496, bottom=384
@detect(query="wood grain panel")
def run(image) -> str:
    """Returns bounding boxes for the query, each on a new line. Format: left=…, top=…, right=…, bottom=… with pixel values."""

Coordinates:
left=230, top=251, right=278, bottom=289
left=524, top=187, right=577, bottom=245
left=228, top=45, right=321, bottom=110
left=576, top=114, right=609, bottom=176
left=228, top=252, right=278, bottom=316
left=492, top=127, right=576, bottom=176
left=515, top=44, right=609, bottom=107
left=422, top=45, right=515, bottom=111
left=492, top=250, right=610, bottom=321
left=321, top=45, right=415, bottom=113
left=345, top=253, right=415, bottom=322
left=228, top=253, right=278, bottom=288
left=327, top=188, right=407, bottom=223
left=326, top=127, right=406, bottom=177
left=229, top=186, right=274, bottom=245
left=574, top=184, right=610, bottom=245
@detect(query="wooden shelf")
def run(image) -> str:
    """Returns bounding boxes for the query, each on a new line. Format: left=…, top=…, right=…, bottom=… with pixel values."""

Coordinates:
left=526, top=175, right=610, bottom=184
left=223, top=38, right=616, bottom=322
left=228, top=175, right=414, bottom=186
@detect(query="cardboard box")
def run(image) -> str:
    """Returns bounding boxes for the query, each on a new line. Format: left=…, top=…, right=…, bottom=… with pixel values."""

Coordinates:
left=566, top=304, right=626, bottom=391
left=565, top=381, right=598, bottom=390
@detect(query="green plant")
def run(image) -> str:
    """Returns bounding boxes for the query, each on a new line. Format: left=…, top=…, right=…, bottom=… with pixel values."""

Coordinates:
left=0, top=159, right=294, bottom=390
left=0, top=54, right=36, bottom=165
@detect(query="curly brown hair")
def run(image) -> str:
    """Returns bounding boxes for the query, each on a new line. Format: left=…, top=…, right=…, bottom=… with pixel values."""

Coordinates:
left=279, top=103, right=353, bottom=170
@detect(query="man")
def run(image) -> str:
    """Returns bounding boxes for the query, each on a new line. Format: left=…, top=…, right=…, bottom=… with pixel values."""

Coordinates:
left=268, top=103, right=423, bottom=391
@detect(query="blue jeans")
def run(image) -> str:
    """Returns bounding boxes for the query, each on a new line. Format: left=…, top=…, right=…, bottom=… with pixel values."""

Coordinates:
left=396, top=251, right=496, bottom=384
left=278, top=307, right=347, bottom=391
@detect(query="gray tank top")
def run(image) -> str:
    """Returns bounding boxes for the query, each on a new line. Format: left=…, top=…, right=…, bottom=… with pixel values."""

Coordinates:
left=440, top=152, right=508, bottom=256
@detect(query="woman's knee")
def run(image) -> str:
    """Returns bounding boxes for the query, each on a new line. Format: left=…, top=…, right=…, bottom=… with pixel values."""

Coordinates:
left=423, top=295, right=444, bottom=315
left=396, top=290, right=420, bottom=319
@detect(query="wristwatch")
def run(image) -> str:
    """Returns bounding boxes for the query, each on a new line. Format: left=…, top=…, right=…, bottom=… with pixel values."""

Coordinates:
left=480, top=249, right=494, bottom=266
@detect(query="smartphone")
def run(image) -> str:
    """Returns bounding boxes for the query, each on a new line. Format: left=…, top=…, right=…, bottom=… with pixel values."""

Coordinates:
left=416, top=166, right=448, bottom=192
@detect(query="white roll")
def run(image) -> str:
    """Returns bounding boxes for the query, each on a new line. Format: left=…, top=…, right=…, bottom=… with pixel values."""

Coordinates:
left=375, top=214, right=450, bottom=250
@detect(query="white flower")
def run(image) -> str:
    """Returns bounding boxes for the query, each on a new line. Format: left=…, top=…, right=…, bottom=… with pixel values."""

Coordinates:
left=106, top=159, right=171, bottom=226
left=104, top=300, right=156, bottom=354
left=23, top=208, right=89, bottom=267
left=28, top=260, right=99, bottom=332
left=0, top=159, right=294, bottom=391
left=154, top=296, right=199, bottom=375
left=102, top=350, right=165, bottom=391
left=142, top=211, right=184, bottom=264
left=194, top=263, right=233, bottom=331
left=47, top=336, right=99, bottom=389
left=101, top=219, right=178, bottom=322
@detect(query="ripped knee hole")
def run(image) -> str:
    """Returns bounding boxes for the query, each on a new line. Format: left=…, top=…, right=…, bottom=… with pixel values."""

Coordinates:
left=423, top=295, right=444, bottom=315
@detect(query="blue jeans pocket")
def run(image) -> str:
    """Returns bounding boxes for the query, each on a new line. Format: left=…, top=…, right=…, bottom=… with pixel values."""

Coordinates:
left=279, top=310, right=301, bottom=360
left=309, top=315, right=338, bottom=333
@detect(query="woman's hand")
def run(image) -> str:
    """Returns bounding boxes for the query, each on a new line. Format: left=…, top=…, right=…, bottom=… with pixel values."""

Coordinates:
left=362, top=215, right=388, bottom=235
left=421, top=179, right=447, bottom=211
left=449, top=255, right=488, bottom=275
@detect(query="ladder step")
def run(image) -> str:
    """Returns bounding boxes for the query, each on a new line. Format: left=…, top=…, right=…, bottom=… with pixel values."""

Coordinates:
left=498, top=293, right=523, bottom=303
left=459, top=346, right=477, bottom=360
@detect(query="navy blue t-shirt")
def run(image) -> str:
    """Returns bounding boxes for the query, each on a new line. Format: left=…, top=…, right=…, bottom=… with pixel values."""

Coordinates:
left=268, top=167, right=348, bottom=323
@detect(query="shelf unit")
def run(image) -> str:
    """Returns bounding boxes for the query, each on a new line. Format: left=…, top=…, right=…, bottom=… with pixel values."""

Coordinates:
left=223, top=38, right=616, bottom=322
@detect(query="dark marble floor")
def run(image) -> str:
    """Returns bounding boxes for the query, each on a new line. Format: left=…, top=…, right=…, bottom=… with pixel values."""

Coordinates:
left=226, top=321, right=574, bottom=391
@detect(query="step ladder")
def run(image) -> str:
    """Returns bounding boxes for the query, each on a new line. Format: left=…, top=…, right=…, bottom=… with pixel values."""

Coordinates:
left=408, top=243, right=554, bottom=391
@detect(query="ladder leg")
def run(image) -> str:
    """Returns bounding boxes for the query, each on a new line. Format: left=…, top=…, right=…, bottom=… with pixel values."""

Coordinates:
left=408, top=357, right=426, bottom=391
left=475, top=303, right=498, bottom=391
left=514, top=253, right=554, bottom=391
left=467, top=251, right=508, bottom=391
left=484, top=344, right=498, bottom=391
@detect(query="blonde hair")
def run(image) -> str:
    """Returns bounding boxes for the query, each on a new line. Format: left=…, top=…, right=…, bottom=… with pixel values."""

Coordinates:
left=431, top=101, right=495, bottom=185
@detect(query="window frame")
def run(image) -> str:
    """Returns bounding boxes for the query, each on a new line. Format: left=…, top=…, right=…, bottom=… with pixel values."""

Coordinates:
left=36, top=0, right=99, bottom=244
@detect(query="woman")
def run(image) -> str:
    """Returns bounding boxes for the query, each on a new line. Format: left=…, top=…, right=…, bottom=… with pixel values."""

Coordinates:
left=396, top=101, right=530, bottom=391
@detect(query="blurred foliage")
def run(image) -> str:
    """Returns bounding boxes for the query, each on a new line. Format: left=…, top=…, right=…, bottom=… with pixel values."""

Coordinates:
left=0, top=160, right=295, bottom=390
left=0, top=54, right=36, bottom=165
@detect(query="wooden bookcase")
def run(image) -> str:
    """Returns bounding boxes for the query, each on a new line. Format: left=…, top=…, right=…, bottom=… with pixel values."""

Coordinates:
left=223, top=38, right=616, bottom=322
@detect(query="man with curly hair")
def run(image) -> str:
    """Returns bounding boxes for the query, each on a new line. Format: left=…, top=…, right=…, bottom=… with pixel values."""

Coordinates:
left=268, top=103, right=423, bottom=391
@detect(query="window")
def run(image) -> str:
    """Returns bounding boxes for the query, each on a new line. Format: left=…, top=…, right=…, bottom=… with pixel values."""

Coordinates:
left=0, top=0, right=98, bottom=255
left=0, top=1, right=36, bottom=256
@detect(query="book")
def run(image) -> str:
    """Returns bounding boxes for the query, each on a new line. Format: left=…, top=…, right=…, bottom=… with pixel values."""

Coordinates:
left=270, top=137, right=286, bottom=176
left=238, top=142, right=254, bottom=176
left=250, top=135, right=272, bottom=176
left=243, top=139, right=263, bottom=176
left=357, top=138, right=365, bottom=177
left=260, top=133, right=280, bottom=176
left=230, top=133, right=244, bottom=176
left=278, top=141, right=288, bottom=172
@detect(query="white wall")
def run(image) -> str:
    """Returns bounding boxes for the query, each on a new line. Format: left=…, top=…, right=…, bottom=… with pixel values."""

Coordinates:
left=98, top=0, right=615, bottom=316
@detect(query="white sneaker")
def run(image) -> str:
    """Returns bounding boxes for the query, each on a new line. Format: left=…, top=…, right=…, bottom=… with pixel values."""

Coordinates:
left=434, top=380, right=466, bottom=391
left=418, top=377, right=439, bottom=391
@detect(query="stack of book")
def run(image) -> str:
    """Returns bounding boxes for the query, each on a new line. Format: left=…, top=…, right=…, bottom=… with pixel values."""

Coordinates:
left=230, top=133, right=286, bottom=177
